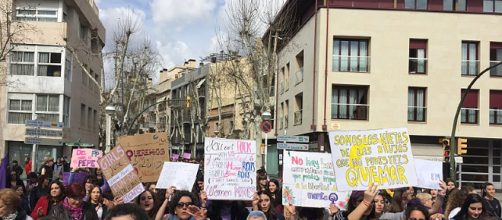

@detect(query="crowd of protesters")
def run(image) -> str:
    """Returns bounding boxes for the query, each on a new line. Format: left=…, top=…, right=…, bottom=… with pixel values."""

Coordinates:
left=1, top=155, right=502, bottom=220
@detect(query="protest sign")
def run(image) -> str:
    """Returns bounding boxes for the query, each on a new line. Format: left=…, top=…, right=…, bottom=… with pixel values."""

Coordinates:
left=62, top=172, right=88, bottom=186
left=204, top=138, right=256, bottom=200
left=98, top=146, right=144, bottom=203
left=329, top=128, right=418, bottom=191
left=118, top=132, right=169, bottom=182
left=156, top=162, right=199, bottom=190
left=70, top=149, right=103, bottom=168
left=282, top=151, right=349, bottom=208
left=414, top=159, right=442, bottom=189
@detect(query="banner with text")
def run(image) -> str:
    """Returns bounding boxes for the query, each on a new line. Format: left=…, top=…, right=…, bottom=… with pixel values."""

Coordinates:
left=156, top=162, right=199, bottom=190
left=204, top=137, right=256, bottom=200
left=70, top=149, right=103, bottom=168
left=118, top=132, right=169, bottom=183
left=329, top=128, right=418, bottom=191
left=282, top=151, right=348, bottom=208
left=98, top=146, right=143, bottom=203
left=414, top=159, right=442, bottom=189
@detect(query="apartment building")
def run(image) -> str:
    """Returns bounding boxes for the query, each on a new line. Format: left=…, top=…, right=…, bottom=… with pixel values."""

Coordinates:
left=273, top=0, right=502, bottom=187
left=0, top=0, right=105, bottom=171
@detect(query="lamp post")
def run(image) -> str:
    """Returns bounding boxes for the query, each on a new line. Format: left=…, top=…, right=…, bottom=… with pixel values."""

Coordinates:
left=105, top=105, right=116, bottom=153
left=261, top=111, right=272, bottom=169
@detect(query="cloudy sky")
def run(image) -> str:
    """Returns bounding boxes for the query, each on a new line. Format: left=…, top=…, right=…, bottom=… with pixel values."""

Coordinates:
left=95, top=0, right=285, bottom=81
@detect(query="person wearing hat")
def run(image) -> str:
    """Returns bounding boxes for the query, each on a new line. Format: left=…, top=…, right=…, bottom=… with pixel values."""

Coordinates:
left=39, top=158, right=54, bottom=181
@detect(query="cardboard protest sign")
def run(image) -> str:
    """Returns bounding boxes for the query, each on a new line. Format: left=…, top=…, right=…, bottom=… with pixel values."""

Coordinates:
left=98, top=146, right=144, bottom=203
left=156, top=162, right=199, bottom=190
left=414, top=159, right=442, bottom=189
left=70, top=149, right=103, bottom=168
left=282, top=151, right=349, bottom=208
left=204, top=138, right=256, bottom=200
left=118, top=132, right=169, bottom=182
left=329, top=128, right=418, bottom=191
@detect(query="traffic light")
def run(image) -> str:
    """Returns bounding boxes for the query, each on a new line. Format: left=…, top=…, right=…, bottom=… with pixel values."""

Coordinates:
left=185, top=96, right=191, bottom=108
left=457, top=138, right=468, bottom=155
left=440, top=138, right=450, bottom=161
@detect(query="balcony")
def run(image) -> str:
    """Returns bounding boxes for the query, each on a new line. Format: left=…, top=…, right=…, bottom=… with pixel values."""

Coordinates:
left=490, top=109, right=502, bottom=125
left=331, top=103, right=369, bottom=120
left=294, top=68, right=304, bottom=85
left=461, top=60, right=480, bottom=76
left=407, top=106, right=427, bottom=122
left=490, top=61, right=502, bottom=77
left=408, top=58, right=427, bottom=74
left=294, top=110, right=302, bottom=125
left=332, top=55, right=370, bottom=72
left=461, top=108, right=479, bottom=124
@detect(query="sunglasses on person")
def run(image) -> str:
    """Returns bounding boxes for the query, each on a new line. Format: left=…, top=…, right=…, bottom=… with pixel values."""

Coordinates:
left=176, top=202, right=194, bottom=208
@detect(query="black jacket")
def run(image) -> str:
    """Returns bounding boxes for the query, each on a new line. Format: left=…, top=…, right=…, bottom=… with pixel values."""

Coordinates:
left=48, top=201, right=99, bottom=220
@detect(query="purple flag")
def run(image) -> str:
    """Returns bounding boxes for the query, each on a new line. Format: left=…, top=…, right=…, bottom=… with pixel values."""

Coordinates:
left=0, top=152, right=9, bottom=189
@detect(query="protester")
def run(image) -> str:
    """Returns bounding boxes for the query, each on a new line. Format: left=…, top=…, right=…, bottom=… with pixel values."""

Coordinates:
left=15, top=183, right=32, bottom=215
left=53, top=157, right=66, bottom=180
left=25, top=157, right=33, bottom=176
left=451, top=194, right=487, bottom=220
left=266, top=179, right=283, bottom=215
left=29, top=175, right=50, bottom=212
left=89, top=185, right=107, bottom=219
left=206, top=200, right=249, bottom=220
left=39, top=158, right=54, bottom=181
left=26, top=172, right=39, bottom=194
left=0, top=188, right=33, bottom=220
left=6, top=169, right=25, bottom=189
left=9, top=160, right=24, bottom=177
left=156, top=190, right=207, bottom=220
left=136, top=190, right=160, bottom=220
left=49, top=183, right=99, bottom=220
left=404, top=203, right=429, bottom=220
left=252, top=191, right=284, bottom=220
left=105, top=203, right=149, bottom=220
left=481, top=182, right=501, bottom=218
left=257, top=175, right=268, bottom=193
left=247, top=211, right=267, bottom=220
left=31, top=180, right=65, bottom=219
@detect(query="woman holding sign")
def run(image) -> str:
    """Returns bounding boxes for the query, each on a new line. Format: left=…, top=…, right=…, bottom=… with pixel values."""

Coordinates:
left=155, top=190, right=207, bottom=220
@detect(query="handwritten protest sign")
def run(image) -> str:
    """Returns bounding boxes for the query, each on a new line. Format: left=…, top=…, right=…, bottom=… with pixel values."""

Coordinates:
left=414, top=159, right=442, bottom=189
left=70, top=149, right=103, bottom=168
left=204, top=138, right=256, bottom=200
left=98, top=146, right=144, bottom=203
left=329, top=128, right=418, bottom=191
left=282, top=151, right=349, bottom=208
left=156, top=162, right=199, bottom=190
left=118, top=132, right=169, bottom=182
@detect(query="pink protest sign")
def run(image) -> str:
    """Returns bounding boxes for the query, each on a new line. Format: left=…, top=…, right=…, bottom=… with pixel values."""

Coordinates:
left=70, top=149, right=103, bottom=168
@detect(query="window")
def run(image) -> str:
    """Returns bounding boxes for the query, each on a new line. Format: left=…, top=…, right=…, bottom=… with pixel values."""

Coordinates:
left=63, top=96, right=70, bottom=128
left=408, top=87, right=427, bottom=122
left=10, top=51, right=34, bottom=75
left=490, top=42, right=502, bottom=77
left=8, top=99, right=32, bottom=124
left=294, top=93, right=303, bottom=125
left=285, top=63, right=290, bottom=91
left=331, top=85, right=369, bottom=120
left=36, top=94, right=59, bottom=123
left=295, top=51, right=304, bottom=85
left=461, top=42, right=479, bottom=76
left=405, top=0, right=428, bottom=9
left=333, top=38, right=369, bottom=72
left=443, top=0, right=466, bottom=11
left=490, top=90, right=502, bottom=125
left=460, top=89, right=479, bottom=124
left=409, top=39, right=427, bottom=74
left=16, top=8, right=57, bottom=21
left=280, top=102, right=284, bottom=129
left=93, top=110, right=98, bottom=129
left=38, top=52, right=62, bottom=77
left=484, top=0, right=502, bottom=12
left=80, top=24, right=88, bottom=41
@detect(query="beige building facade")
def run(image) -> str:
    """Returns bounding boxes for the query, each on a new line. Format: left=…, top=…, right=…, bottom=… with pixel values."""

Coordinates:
left=274, top=0, right=502, bottom=187
left=0, top=0, right=104, bottom=172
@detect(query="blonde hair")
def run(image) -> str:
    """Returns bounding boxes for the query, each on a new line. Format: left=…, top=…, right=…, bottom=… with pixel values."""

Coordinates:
left=0, top=188, right=21, bottom=213
left=416, top=192, right=432, bottom=203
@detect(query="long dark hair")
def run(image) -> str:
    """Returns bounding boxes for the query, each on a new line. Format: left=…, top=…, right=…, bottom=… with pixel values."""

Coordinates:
left=258, top=190, right=280, bottom=220
left=452, top=194, right=486, bottom=220
left=405, top=203, right=430, bottom=220
left=48, top=180, right=65, bottom=203
left=168, top=190, right=199, bottom=214
left=481, top=182, right=494, bottom=198
left=135, top=190, right=160, bottom=219
left=266, top=179, right=282, bottom=206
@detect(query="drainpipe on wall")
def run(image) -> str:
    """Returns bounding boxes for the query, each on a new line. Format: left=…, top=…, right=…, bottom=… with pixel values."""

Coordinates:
left=311, top=0, right=319, bottom=132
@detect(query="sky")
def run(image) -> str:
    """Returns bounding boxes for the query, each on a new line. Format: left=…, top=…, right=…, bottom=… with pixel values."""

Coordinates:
left=95, top=0, right=286, bottom=82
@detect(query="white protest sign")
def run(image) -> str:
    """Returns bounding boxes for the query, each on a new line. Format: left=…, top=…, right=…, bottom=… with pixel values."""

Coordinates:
left=204, top=138, right=256, bottom=200
left=414, top=159, right=442, bottom=189
left=329, top=128, right=418, bottom=191
left=156, top=162, right=199, bottom=190
left=282, top=151, right=349, bottom=208
left=106, top=164, right=144, bottom=203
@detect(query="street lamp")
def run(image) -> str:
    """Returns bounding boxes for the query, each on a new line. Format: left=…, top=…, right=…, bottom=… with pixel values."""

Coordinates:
left=105, top=105, right=116, bottom=153
left=261, top=111, right=272, bottom=168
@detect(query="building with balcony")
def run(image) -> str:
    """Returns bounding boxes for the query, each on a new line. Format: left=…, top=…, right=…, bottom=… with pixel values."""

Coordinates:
left=0, top=0, right=105, bottom=172
left=271, top=0, right=502, bottom=187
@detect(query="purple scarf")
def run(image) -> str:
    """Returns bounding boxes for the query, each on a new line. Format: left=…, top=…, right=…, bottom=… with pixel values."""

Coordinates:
left=62, top=197, right=84, bottom=220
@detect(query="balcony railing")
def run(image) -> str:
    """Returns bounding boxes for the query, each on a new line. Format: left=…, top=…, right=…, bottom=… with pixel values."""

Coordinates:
left=461, top=108, right=479, bottom=124
left=409, top=58, right=427, bottom=74
left=331, top=103, right=369, bottom=120
left=294, top=110, right=302, bottom=125
left=407, top=106, right=427, bottom=122
left=332, top=55, right=370, bottom=72
left=294, top=68, right=304, bottom=85
left=490, top=61, right=502, bottom=77
left=490, top=109, right=502, bottom=125
left=461, top=60, right=480, bottom=76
